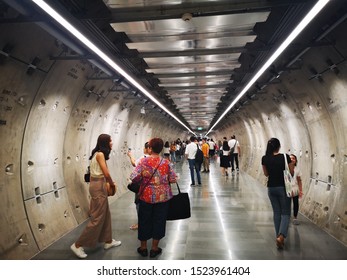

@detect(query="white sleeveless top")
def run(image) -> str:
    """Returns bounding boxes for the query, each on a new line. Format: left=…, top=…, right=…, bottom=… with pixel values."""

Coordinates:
left=90, top=152, right=104, bottom=178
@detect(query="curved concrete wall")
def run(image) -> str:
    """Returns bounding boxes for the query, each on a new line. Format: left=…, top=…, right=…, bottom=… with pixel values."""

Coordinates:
left=0, top=23, right=187, bottom=259
left=1, top=18, right=346, bottom=259
left=213, top=22, right=347, bottom=247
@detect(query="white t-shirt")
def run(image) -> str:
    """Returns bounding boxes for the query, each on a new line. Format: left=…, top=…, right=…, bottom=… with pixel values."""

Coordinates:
left=228, top=139, right=239, bottom=153
left=220, top=146, right=230, bottom=156
left=185, top=142, right=198, bottom=159
left=163, top=147, right=170, bottom=155
left=208, top=140, right=215, bottom=150
left=293, top=167, right=302, bottom=186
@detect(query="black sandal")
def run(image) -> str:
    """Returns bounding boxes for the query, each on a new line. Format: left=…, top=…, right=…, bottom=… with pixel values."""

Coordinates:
left=137, top=247, right=148, bottom=257
left=150, top=247, right=162, bottom=258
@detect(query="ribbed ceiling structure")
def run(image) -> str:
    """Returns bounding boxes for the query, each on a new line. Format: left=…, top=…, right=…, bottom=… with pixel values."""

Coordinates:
left=2, top=0, right=342, bottom=134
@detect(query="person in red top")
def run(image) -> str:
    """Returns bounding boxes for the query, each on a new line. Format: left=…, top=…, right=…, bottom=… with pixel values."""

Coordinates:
left=130, top=137, right=177, bottom=258
left=127, top=142, right=151, bottom=230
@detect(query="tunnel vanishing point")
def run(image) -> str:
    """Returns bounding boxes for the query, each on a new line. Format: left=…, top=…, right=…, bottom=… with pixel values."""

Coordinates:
left=0, top=0, right=346, bottom=259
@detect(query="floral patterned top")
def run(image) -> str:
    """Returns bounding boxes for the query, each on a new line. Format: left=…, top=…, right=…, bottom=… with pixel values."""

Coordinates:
left=130, top=156, right=175, bottom=204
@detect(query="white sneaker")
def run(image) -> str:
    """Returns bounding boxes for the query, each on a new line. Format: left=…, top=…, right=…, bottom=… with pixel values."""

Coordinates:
left=104, top=239, right=122, bottom=250
left=293, top=218, right=300, bottom=225
left=70, top=243, right=87, bottom=259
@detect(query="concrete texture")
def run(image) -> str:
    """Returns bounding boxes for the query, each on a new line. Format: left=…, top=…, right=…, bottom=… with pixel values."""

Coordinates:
left=0, top=1, right=346, bottom=259
left=32, top=161, right=347, bottom=260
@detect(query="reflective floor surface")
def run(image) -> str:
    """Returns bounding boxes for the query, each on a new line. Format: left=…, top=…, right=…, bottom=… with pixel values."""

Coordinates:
left=33, top=157, right=347, bottom=260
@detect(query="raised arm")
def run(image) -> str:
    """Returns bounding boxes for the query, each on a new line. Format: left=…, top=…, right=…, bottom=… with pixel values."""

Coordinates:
left=127, top=150, right=136, bottom=167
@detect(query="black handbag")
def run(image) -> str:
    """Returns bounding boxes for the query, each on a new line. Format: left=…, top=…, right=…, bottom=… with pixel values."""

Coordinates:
left=127, top=181, right=141, bottom=193
left=84, top=166, right=90, bottom=182
left=127, top=159, right=162, bottom=194
left=167, top=182, right=191, bottom=221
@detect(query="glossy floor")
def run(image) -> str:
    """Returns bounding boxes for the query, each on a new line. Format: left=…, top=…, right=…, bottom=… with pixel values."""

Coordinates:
left=33, top=158, right=347, bottom=260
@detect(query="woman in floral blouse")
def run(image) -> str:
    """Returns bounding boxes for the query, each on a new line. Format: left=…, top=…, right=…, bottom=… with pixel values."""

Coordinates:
left=130, top=137, right=176, bottom=258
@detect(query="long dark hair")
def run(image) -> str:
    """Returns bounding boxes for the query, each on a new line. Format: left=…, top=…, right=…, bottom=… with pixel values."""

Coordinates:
left=265, top=137, right=280, bottom=156
left=89, top=134, right=112, bottom=160
left=222, top=140, right=230, bottom=151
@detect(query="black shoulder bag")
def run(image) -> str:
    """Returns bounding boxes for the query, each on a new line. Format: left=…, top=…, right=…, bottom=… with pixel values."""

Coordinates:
left=84, top=165, right=90, bottom=182
left=230, top=140, right=237, bottom=154
left=167, top=182, right=191, bottom=221
left=195, top=144, right=204, bottom=164
left=127, top=158, right=162, bottom=194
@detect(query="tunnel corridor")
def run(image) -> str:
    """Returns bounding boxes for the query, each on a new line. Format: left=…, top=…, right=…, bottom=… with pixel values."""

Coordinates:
left=0, top=0, right=346, bottom=261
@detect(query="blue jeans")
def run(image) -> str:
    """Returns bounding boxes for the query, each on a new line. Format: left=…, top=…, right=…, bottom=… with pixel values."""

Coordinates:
left=188, top=159, right=201, bottom=185
left=268, top=186, right=291, bottom=237
left=170, top=151, right=176, bottom=162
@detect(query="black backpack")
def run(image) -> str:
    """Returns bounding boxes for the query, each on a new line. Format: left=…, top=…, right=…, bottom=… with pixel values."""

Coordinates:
left=195, top=144, right=204, bottom=164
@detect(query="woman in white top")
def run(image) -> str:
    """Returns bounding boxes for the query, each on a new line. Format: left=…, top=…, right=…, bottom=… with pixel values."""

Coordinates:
left=70, top=134, right=121, bottom=258
left=163, top=141, right=170, bottom=160
left=220, top=140, right=231, bottom=176
left=290, top=154, right=303, bottom=225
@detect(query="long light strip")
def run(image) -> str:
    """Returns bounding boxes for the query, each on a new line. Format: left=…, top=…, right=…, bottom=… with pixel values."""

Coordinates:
left=206, top=0, right=330, bottom=136
left=32, top=0, right=196, bottom=135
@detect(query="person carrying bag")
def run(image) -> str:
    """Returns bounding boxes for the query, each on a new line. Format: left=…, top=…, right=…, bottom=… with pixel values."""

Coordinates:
left=167, top=182, right=191, bottom=221
left=129, top=138, right=177, bottom=258
left=71, top=134, right=121, bottom=259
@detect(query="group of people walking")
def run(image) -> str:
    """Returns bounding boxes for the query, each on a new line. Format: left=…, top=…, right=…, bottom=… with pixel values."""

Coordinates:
left=184, top=136, right=220, bottom=186
left=163, top=139, right=185, bottom=163
left=219, top=135, right=241, bottom=176
left=70, top=133, right=303, bottom=259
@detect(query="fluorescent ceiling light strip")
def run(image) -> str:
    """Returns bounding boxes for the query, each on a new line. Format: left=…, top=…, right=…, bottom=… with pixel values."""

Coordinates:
left=32, top=0, right=195, bottom=135
left=206, top=0, right=330, bottom=136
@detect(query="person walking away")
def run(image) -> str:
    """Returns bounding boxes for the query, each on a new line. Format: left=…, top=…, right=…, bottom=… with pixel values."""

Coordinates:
left=208, top=138, right=215, bottom=161
left=261, top=137, right=293, bottom=249
left=201, top=138, right=210, bottom=172
left=130, top=138, right=176, bottom=258
left=163, top=141, right=170, bottom=160
left=70, top=134, right=121, bottom=259
left=175, top=141, right=181, bottom=162
left=127, top=142, right=151, bottom=230
left=185, top=136, right=202, bottom=187
left=228, top=135, right=241, bottom=175
left=169, top=141, right=176, bottom=163
left=290, top=154, right=303, bottom=225
left=181, top=141, right=187, bottom=157
left=220, top=140, right=231, bottom=176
